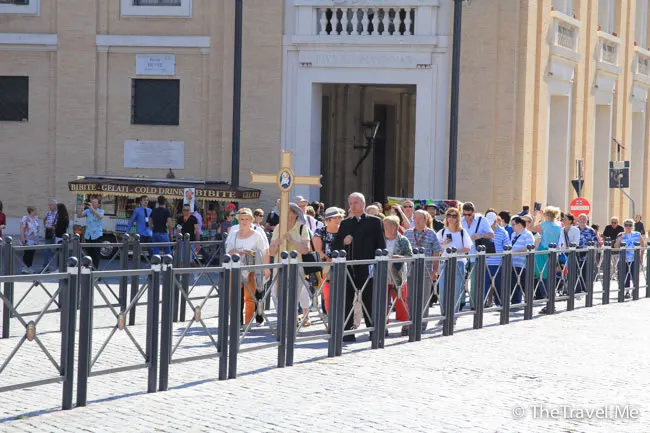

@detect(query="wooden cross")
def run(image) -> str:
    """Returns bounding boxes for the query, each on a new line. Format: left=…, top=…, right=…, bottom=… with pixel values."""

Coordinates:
left=250, top=151, right=322, bottom=251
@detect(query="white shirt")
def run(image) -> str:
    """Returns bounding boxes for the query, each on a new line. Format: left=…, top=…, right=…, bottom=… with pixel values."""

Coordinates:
left=437, top=228, right=473, bottom=264
left=461, top=213, right=494, bottom=261
left=226, top=225, right=269, bottom=250
left=557, top=225, right=581, bottom=250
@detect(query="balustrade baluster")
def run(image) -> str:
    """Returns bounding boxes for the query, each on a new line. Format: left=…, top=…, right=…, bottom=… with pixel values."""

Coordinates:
left=361, top=8, right=370, bottom=35
left=340, top=8, right=349, bottom=36
left=372, top=8, right=380, bottom=36
left=351, top=8, right=359, bottom=36
left=393, top=8, right=401, bottom=37
left=319, top=8, right=329, bottom=36
left=404, top=8, right=412, bottom=36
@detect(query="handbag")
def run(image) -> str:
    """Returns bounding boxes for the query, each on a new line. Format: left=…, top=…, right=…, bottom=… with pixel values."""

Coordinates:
left=299, top=225, right=321, bottom=275
left=473, top=217, right=496, bottom=254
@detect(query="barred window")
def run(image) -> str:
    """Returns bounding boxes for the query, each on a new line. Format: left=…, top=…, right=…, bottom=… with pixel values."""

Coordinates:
left=0, top=76, right=29, bottom=122
left=131, top=79, right=180, bottom=126
left=132, top=0, right=181, bottom=5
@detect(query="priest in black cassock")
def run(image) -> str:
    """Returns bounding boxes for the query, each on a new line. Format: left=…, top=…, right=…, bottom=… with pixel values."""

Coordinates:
left=332, top=192, right=386, bottom=342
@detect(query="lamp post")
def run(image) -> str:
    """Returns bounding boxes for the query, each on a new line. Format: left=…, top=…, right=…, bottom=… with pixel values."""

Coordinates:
left=353, top=121, right=380, bottom=176
left=447, top=0, right=471, bottom=200
left=231, top=0, right=243, bottom=187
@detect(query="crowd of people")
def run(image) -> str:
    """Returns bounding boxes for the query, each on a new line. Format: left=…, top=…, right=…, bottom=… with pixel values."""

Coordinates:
left=3, top=193, right=647, bottom=340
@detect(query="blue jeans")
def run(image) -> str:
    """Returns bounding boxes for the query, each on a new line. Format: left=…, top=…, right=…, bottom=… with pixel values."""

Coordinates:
left=511, top=267, right=525, bottom=304
left=439, top=261, right=465, bottom=316
left=42, top=238, right=56, bottom=270
left=485, top=264, right=502, bottom=306
left=151, top=233, right=171, bottom=255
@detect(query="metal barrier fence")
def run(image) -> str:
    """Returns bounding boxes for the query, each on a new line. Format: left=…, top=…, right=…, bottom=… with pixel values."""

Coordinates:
left=0, top=241, right=647, bottom=411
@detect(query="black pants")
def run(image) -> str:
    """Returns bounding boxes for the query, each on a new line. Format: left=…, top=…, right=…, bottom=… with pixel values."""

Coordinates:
left=85, top=238, right=102, bottom=270
left=344, top=270, right=373, bottom=330
left=23, top=249, right=35, bottom=269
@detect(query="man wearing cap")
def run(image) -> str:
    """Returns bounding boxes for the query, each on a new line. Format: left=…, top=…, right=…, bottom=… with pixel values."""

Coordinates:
left=42, top=199, right=58, bottom=272
left=295, top=196, right=320, bottom=234
left=332, top=192, right=386, bottom=342
left=424, top=203, right=444, bottom=232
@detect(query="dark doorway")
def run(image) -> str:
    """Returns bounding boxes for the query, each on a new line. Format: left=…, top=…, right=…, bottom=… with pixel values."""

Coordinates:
left=372, top=104, right=396, bottom=203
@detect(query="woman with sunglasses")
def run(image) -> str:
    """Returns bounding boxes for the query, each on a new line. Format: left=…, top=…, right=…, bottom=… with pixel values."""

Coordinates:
left=614, top=218, right=646, bottom=298
left=436, top=209, right=472, bottom=322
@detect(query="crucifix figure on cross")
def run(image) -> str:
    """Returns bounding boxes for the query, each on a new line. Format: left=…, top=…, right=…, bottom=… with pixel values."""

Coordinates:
left=250, top=150, right=322, bottom=251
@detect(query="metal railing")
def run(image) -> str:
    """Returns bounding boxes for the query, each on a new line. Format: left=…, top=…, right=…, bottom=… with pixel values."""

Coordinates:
left=0, top=242, right=647, bottom=412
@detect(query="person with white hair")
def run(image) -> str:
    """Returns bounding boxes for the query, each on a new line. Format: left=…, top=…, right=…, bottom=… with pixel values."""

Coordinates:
left=332, top=192, right=386, bottom=342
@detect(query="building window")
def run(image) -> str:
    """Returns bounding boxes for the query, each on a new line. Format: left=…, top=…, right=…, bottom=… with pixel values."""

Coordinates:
left=131, top=79, right=180, bottom=126
left=0, top=0, right=40, bottom=15
left=552, top=0, right=574, bottom=16
left=121, top=0, right=191, bottom=17
left=598, top=0, right=617, bottom=34
left=636, top=0, right=649, bottom=48
left=0, top=76, right=28, bottom=122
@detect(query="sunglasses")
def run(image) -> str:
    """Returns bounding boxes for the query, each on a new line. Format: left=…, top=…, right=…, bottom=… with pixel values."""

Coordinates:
left=624, top=224, right=633, bottom=227
left=463, top=212, right=473, bottom=217
left=446, top=214, right=458, bottom=219
left=229, top=214, right=235, bottom=217
left=403, top=205, right=413, bottom=208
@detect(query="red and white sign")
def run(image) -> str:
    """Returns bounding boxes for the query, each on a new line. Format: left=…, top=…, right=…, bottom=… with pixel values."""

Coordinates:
left=569, top=197, right=591, bottom=217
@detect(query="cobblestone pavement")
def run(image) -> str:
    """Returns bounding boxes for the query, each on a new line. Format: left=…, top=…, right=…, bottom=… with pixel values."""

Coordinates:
left=0, top=268, right=648, bottom=432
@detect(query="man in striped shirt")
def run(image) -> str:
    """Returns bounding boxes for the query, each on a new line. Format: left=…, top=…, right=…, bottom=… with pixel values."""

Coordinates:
left=484, top=212, right=511, bottom=307
left=510, top=216, right=535, bottom=304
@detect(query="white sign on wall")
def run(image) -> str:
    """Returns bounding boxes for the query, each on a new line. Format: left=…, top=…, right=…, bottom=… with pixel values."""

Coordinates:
left=136, top=54, right=176, bottom=76
left=124, top=140, right=185, bottom=169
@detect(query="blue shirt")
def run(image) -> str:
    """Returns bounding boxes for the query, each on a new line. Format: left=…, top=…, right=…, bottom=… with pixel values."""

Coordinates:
left=504, top=225, right=514, bottom=238
left=621, top=231, right=642, bottom=262
left=486, top=225, right=511, bottom=266
left=129, top=207, right=153, bottom=237
left=539, top=221, right=562, bottom=249
left=83, top=208, right=104, bottom=240
left=511, top=229, right=535, bottom=269
left=461, top=214, right=494, bottom=262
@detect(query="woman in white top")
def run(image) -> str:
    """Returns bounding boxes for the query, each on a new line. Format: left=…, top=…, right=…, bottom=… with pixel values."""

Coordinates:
left=436, top=208, right=472, bottom=319
left=225, top=208, right=270, bottom=327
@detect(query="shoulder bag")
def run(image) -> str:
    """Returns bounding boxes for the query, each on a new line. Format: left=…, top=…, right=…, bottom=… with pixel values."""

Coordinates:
left=299, top=225, right=321, bottom=275
left=473, top=217, right=496, bottom=254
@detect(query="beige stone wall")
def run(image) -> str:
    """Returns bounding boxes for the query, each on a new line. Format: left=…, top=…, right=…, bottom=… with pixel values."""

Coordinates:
left=458, top=0, right=650, bottom=225
left=0, top=0, right=284, bottom=221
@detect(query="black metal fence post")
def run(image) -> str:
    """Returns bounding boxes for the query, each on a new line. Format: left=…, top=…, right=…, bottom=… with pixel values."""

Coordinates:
left=545, top=244, right=557, bottom=314
left=172, top=236, right=182, bottom=322
left=618, top=242, right=627, bottom=303
left=59, top=234, right=71, bottom=334
left=327, top=251, right=339, bottom=358
left=524, top=245, right=535, bottom=320
left=218, top=255, right=232, bottom=380
left=2, top=236, right=14, bottom=339
left=415, top=248, right=427, bottom=342
left=443, top=247, right=457, bottom=337
left=146, top=255, right=161, bottom=394
left=335, top=250, right=347, bottom=357
left=76, top=256, right=93, bottom=407
left=158, top=255, right=174, bottom=391
left=227, top=254, right=242, bottom=379
left=62, top=256, right=79, bottom=410
left=566, top=244, right=577, bottom=311
left=377, top=249, right=389, bottom=349
left=118, top=234, right=130, bottom=314
left=585, top=242, right=596, bottom=308
left=180, top=233, right=191, bottom=322
left=500, top=246, right=512, bottom=325
left=370, top=249, right=382, bottom=350
left=129, top=234, right=141, bottom=326
left=646, top=246, right=650, bottom=298
left=473, top=246, right=486, bottom=329
left=602, top=242, right=612, bottom=304
left=633, top=242, right=641, bottom=301
left=277, top=251, right=290, bottom=367
left=409, top=248, right=421, bottom=342
left=285, top=251, right=299, bottom=367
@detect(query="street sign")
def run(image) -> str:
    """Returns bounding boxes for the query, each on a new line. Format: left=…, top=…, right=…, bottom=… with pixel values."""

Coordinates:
left=609, top=161, right=630, bottom=188
left=569, top=197, right=591, bottom=217
left=571, top=180, right=584, bottom=196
